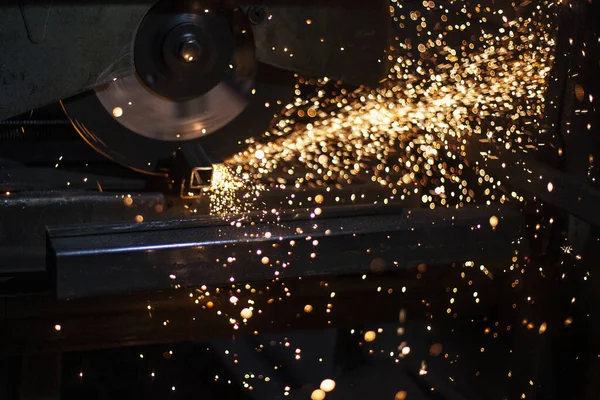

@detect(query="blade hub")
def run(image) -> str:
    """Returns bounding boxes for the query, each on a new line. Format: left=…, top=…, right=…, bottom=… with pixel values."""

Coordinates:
left=180, top=36, right=202, bottom=63
left=134, top=2, right=242, bottom=101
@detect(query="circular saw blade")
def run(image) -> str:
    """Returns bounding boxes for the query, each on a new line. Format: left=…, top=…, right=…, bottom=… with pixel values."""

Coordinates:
left=60, top=0, right=277, bottom=175
left=92, top=0, right=256, bottom=143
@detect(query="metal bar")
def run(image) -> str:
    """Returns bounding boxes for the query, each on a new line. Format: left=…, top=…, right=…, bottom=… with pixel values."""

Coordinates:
left=49, top=204, right=528, bottom=299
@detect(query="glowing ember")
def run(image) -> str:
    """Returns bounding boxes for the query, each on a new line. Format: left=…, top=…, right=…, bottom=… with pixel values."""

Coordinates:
left=489, top=215, right=499, bottom=228
left=364, top=330, right=377, bottom=342
left=311, top=389, right=326, bottom=400
left=399, top=309, right=407, bottom=323
left=320, top=379, right=336, bottom=392
left=395, top=391, right=408, bottom=400
left=112, top=106, right=123, bottom=118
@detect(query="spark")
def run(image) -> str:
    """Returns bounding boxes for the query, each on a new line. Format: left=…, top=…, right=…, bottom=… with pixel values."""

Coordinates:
left=112, top=107, right=123, bottom=118
left=311, top=389, right=326, bottom=400
left=320, top=379, right=336, bottom=392
left=395, top=391, right=408, bottom=400
left=240, top=308, right=253, bottom=319
left=207, top=164, right=265, bottom=216
left=224, top=0, right=557, bottom=214
left=364, top=330, right=377, bottom=342
left=561, top=245, right=573, bottom=254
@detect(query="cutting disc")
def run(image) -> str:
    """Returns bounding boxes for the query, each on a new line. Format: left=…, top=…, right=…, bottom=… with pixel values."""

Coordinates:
left=62, top=0, right=293, bottom=175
